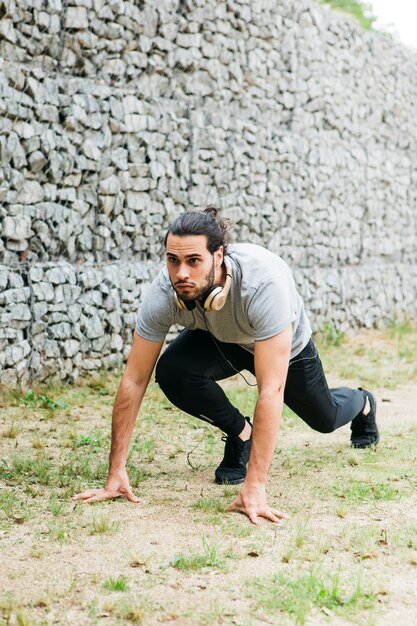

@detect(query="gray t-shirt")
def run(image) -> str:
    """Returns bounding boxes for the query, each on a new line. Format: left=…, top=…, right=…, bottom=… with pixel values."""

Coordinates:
left=136, top=243, right=312, bottom=359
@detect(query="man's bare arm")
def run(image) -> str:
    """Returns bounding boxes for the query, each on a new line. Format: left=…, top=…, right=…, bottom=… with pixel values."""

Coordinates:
left=73, top=331, right=163, bottom=503
left=228, top=325, right=292, bottom=524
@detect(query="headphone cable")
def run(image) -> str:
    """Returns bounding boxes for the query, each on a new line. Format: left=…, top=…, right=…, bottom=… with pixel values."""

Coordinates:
left=203, top=312, right=257, bottom=387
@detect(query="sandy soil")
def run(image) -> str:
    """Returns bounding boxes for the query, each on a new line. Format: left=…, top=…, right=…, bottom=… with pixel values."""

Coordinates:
left=0, top=381, right=416, bottom=626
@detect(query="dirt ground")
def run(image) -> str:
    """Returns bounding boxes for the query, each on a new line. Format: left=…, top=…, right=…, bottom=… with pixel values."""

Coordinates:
left=0, top=372, right=416, bottom=625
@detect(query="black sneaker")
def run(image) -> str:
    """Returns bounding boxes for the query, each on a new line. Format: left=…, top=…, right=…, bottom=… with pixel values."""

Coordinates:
left=350, top=389, right=379, bottom=448
left=215, top=419, right=252, bottom=485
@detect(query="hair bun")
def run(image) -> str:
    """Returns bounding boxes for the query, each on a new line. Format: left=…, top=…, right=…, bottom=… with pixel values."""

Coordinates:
left=204, top=206, right=218, bottom=218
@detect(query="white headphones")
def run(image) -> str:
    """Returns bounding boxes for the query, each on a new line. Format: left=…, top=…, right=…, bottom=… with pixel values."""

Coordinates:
left=174, top=256, right=232, bottom=312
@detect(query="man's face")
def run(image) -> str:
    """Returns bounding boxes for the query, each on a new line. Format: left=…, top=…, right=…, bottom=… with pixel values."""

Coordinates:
left=165, top=234, right=222, bottom=302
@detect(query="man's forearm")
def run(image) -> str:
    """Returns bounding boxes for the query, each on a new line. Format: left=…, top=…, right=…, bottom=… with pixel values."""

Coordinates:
left=246, top=393, right=283, bottom=486
left=109, top=377, right=146, bottom=472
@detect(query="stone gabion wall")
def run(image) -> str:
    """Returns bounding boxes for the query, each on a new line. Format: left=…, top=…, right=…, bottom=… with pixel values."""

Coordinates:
left=1, top=0, right=417, bottom=386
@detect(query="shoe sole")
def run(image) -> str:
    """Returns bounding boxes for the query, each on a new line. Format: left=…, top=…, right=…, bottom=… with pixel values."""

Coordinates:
left=351, top=435, right=380, bottom=449
left=214, top=476, right=245, bottom=485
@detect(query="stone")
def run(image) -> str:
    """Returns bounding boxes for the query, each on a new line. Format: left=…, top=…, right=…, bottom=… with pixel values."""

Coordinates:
left=48, top=322, right=72, bottom=340
left=62, top=339, right=80, bottom=358
left=15, top=181, right=44, bottom=205
left=99, top=175, right=121, bottom=195
left=28, top=151, right=47, bottom=173
left=65, top=7, right=88, bottom=29
left=2, top=216, right=33, bottom=241
left=0, top=288, right=30, bottom=306
left=10, top=304, right=31, bottom=322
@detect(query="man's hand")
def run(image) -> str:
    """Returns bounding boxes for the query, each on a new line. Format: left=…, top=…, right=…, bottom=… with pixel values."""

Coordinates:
left=227, top=482, right=288, bottom=525
left=72, top=468, right=140, bottom=504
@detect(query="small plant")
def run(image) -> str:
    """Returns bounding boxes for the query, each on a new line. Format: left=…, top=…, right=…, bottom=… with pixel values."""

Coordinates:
left=250, top=567, right=376, bottom=624
left=333, top=481, right=400, bottom=503
left=74, top=433, right=104, bottom=448
left=295, top=526, right=306, bottom=549
left=15, top=610, right=32, bottom=626
left=315, top=322, right=345, bottom=347
left=29, top=544, right=44, bottom=559
left=22, top=389, right=67, bottom=411
left=172, top=536, right=222, bottom=571
left=31, top=436, right=45, bottom=449
left=336, top=505, right=347, bottom=518
left=127, top=464, right=150, bottom=487
left=48, top=495, right=65, bottom=517
left=222, top=485, right=239, bottom=498
left=192, top=497, right=226, bottom=514
left=2, top=423, right=21, bottom=439
left=90, top=514, right=119, bottom=536
left=103, top=576, right=128, bottom=592
left=48, top=521, right=68, bottom=542
left=113, top=600, right=146, bottom=623
left=317, top=1, right=376, bottom=31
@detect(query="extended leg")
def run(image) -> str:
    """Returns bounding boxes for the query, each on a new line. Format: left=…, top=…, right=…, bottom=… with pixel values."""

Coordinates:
left=284, top=339, right=367, bottom=433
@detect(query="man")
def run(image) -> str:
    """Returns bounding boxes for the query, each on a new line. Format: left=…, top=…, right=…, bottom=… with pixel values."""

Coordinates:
left=74, top=208, right=379, bottom=524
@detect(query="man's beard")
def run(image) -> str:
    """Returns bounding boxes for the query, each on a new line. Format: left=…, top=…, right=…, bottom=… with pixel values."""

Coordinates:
left=175, top=257, right=215, bottom=302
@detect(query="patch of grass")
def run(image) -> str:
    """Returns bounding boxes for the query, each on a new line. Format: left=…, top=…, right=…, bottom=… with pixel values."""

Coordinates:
left=90, top=513, right=119, bottom=536
left=250, top=567, right=376, bottom=624
left=1, top=422, right=22, bottom=439
left=48, top=520, right=69, bottom=542
left=6, top=454, right=53, bottom=486
left=332, top=481, right=401, bottom=503
left=192, top=497, right=226, bottom=514
left=29, top=544, right=44, bottom=559
left=130, top=437, right=156, bottom=462
left=22, top=389, right=68, bottom=412
left=340, top=523, right=383, bottom=559
left=100, top=598, right=148, bottom=623
left=195, top=601, right=236, bottom=625
left=48, top=494, right=66, bottom=517
left=73, top=432, right=105, bottom=448
left=126, top=464, right=150, bottom=487
left=315, top=322, right=346, bottom=347
left=172, top=536, right=222, bottom=571
left=316, top=323, right=417, bottom=389
left=31, top=436, right=45, bottom=449
left=129, top=554, right=153, bottom=569
left=103, top=576, right=128, bottom=592
left=222, top=485, right=239, bottom=498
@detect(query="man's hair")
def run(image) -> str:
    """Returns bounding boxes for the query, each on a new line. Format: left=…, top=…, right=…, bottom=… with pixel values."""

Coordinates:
left=164, top=207, right=230, bottom=254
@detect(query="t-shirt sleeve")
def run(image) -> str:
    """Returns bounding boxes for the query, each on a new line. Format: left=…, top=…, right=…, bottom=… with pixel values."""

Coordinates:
left=135, top=275, right=174, bottom=342
left=247, top=279, right=296, bottom=341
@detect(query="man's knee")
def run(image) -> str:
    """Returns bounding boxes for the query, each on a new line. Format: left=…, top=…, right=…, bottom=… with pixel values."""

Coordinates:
left=155, top=351, right=195, bottom=394
left=155, top=352, right=178, bottom=392
left=310, top=413, right=338, bottom=434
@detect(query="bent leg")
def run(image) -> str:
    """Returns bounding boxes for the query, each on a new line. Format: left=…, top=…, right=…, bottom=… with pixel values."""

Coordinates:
left=155, top=329, right=254, bottom=437
left=284, top=339, right=365, bottom=433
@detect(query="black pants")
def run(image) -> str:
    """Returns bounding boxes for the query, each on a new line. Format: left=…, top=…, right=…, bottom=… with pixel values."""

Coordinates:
left=155, top=330, right=366, bottom=437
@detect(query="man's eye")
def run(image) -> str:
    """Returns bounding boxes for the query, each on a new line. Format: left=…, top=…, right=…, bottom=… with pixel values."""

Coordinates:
left=189, top=258, right=199, bottom=264
left=168, top=257, right=178, bottom=264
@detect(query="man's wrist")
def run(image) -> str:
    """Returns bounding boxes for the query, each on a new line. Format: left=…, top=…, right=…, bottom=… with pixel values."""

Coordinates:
left=242, top=478, right=266, bottom=490
left=109, top=460, right=126, bottom=474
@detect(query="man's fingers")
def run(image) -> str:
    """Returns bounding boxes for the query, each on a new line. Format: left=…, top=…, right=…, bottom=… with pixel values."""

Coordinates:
left=124, top=490, right=140, bottom=503
left=228, top=500, right=288, bottom=525
left=84, top=491, right=118, bottom=503
left=247, top=510, right=259, bottom=525
left=72, top=487, right=139, bottom=504
left=72, top=490, right=100, bottom=501
left=259, top=509, right=281, bottom=524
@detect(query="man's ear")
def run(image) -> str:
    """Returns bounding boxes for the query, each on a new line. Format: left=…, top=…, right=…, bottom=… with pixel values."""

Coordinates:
left=214, top=245, right=224, bottom=267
